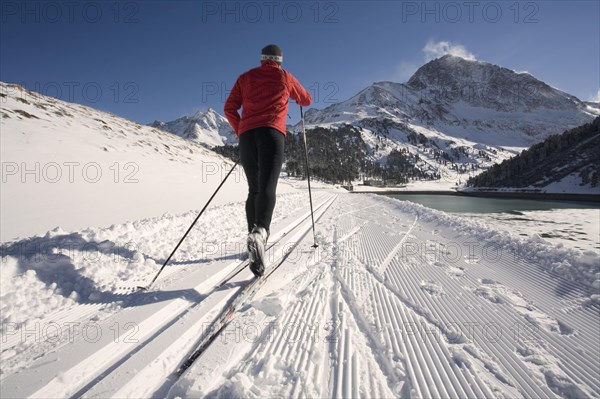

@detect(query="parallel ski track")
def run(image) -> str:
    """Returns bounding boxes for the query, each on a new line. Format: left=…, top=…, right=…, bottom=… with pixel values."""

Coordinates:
left=0, top=194, right=336, bottom=399
left=237, top=269, right=329, bottom=397
left=198, top=196, right=598, bottom=399
left=157, top=194, right=339, bottom=398
left=342, top=196, right=598, bottom=398
left=174, top=193, right=338, bottom=379
left=334, top=213, right=496, bottom=399
left=164, top=194, right=599, bottom=398
left=366, top=234, right=553, bottom=396
left=431, top=230, right=600, bottom=396
left=85, top=195, right=337, bottom=399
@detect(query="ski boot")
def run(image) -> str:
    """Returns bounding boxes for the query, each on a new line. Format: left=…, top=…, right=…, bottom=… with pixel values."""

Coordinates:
left=247, top=225, right=268, bottom=277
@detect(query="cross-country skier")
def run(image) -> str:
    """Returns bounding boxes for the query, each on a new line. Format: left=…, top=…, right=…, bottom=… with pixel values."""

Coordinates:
left=224, top=44, right=312, bottom=277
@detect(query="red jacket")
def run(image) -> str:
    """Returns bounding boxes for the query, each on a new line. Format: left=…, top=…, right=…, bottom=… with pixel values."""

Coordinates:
left=224, top=60, right=312, bottom=137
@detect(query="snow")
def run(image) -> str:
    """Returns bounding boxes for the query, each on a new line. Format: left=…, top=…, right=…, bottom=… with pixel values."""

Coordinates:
left=458, top=208, right=600, bottom=253
left=2, top=193, right=598, bottom=398
left=0, top=256, right=77, bottom=326
left=543, top=172, right=600, bottom=195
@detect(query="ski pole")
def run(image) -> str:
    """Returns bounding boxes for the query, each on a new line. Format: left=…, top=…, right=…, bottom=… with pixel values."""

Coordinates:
left=300, top=106, right=318, bottom=248
left=138, top=160, right=240, bottom=290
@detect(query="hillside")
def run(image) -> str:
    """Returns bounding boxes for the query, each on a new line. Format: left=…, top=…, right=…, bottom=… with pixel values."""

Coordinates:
left=0, top=82, right=297, bottom=241
left=466, top=117, right=600, bottom=194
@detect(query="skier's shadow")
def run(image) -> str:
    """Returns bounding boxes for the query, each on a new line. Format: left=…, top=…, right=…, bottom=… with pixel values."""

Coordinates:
left=169, top=252, right=243, bottom=266
left=0, top=232, right=157, bottom=304
left=215, top=278, right=253, bottom=292
left=118, top=287, right=207, bottom=308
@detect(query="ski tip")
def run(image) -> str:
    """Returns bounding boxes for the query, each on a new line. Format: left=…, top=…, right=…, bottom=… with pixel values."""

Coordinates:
left=312, top=244, right=319, bottom=249
left=137, top=286, right=148, bottom=291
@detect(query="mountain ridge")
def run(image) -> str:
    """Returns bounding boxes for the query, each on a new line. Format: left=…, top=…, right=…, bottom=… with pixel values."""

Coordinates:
left=304, top=55, right=595, bottom=141
left=149, top=108, right=237, bottom=148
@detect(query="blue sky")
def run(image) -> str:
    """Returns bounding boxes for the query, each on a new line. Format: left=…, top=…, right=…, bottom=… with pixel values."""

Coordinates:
left=1, top=0, right=599, bottom=124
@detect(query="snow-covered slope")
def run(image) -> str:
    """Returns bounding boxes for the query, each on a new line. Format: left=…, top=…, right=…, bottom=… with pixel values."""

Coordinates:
left=1, top=193, right=598, bottom=398
left=0, top=82, right=296, bottom=241
left=300, top=55, right=598, bottom=189
left=149, top=108, right=237, bottom=148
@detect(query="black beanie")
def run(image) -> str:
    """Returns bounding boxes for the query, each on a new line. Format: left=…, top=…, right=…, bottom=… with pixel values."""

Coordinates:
left=261, top=44, right=283, bottom=64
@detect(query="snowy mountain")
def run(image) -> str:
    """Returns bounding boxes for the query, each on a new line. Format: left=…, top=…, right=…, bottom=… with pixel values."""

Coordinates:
left=0, top=82, right=271, bottom=240
left=305, top=55, right=595, bottom=139
left=149, top=108, right=237, bottom=148
left=300, top=55, right=598, bottom=188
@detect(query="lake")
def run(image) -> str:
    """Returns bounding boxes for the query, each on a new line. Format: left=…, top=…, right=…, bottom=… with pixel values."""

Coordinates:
left=386, top=194, right=600, bottom=214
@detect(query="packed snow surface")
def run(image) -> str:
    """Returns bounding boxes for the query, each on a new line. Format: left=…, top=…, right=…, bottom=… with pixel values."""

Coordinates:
left=1, top=193, right=598, bottom=399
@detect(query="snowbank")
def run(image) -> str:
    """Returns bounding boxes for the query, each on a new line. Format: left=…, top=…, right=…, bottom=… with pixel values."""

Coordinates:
left=376, top=194, right=600, bottom=298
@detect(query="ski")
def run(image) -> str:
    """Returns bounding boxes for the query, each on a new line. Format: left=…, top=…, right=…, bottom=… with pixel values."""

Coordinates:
left=214, top=238, right=278, bottom=289
left=176, top=275, right=266, bottom=376
left=176, top=239, right=300, bottom=377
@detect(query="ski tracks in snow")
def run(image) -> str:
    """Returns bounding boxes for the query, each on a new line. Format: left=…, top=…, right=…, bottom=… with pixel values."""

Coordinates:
left=2, top=192, right=598, bottom=398
left=189, top=195, right=402, bottom=398
left=185, top=193, right=599, bottom=399
left=0, top=193, right=335, bottom=398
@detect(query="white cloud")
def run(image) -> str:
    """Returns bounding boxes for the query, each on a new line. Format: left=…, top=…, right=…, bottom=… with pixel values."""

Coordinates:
left=387, top=40, right=477, bottom=83
left=422, top=40, right=477, bottom=62
left=590, top=88, right=600, bottom=103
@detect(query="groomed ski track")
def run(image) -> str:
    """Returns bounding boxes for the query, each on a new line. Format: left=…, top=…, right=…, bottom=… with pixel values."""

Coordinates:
left=1, top=192, right=599, bottom=398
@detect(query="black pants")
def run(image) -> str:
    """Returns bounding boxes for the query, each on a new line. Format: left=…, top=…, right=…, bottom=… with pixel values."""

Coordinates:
left=239, top=127, right=285, bottom=234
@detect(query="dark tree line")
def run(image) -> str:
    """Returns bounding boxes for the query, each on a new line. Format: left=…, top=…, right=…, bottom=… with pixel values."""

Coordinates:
left=376, top=149, right=436, bottom=184
left=213, top=124, right=442, bottom=185
left=284, top=125, right=371, bottom=184
left=467, top=117, right=600, bottom=188
left=212, top=144, right=240, bottom=162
